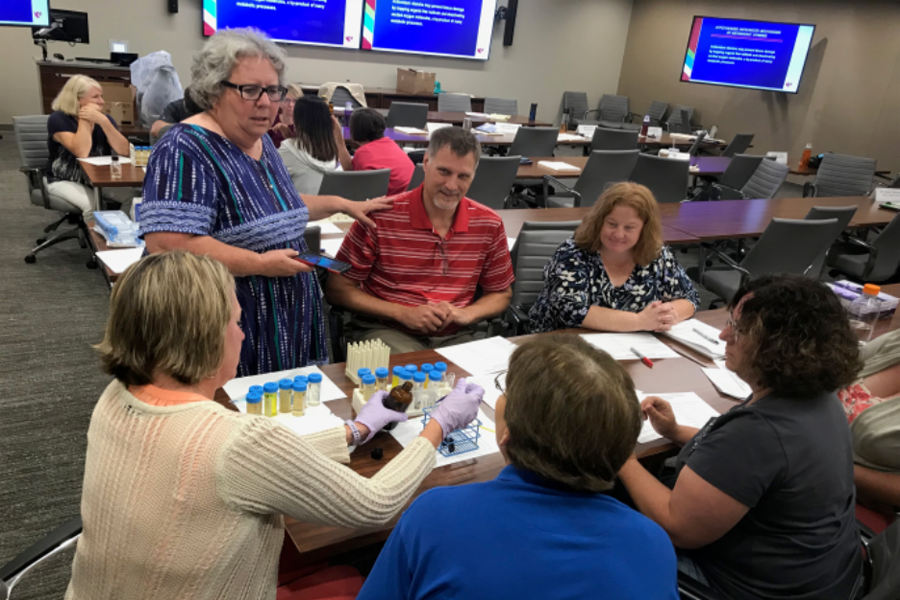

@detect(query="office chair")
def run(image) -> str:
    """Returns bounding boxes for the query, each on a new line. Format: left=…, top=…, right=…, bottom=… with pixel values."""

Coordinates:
left=645, top=100, right=668, bottom=126
left=0, top=516, right=82, bottom=599
left=665, top=105, right=695, bottom=134
left=317, top=169, right=390, bottom=201
left=697, top=218, right=839, bottom=306
left=721, top=133, right=754, bottom=158
left=597, top=94, right=631, bottom=129
left=506, top=229, right=574, bottom=335
left=484, top=97, right=518, bottom=116
left=13, top=115, right=97, bottom=268
left=630, top=153, right=689, bottom=203
left=330, top=85, right=364, bottom=109
left=544, top=149, right=639, bottom=208
left=386, top=102, right=429, bottom=129
left=509, top=220, right=582, bottom=267
left=590, top=127, right=639, bottom=151
left=466, top=156, right=521, bottom=210
left=711, top=154, right=765, bottom=199
left=437, top=93, right=472, bottom=113
left=509, top=127, right=558, bottom=156
left=803, top=205, right=858, bottom=278
left=730, top=158, right=790, bottom=200
left=803, top=154, right=877, bottom=198
left=407, top=164, right=425, bottom=191
left=827, top=212, right=900, bottom=283
left=686, top=131, right=708, bottom=157
left=562, top=91, right=598, bottom=129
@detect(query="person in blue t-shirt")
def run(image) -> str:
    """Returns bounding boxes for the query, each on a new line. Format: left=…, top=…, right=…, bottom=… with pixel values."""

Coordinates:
left=357, top=335, right=679, bottom=600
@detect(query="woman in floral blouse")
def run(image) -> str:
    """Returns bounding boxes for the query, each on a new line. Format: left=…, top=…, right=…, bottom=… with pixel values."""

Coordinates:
left=528, top=182, right=699, bottom=333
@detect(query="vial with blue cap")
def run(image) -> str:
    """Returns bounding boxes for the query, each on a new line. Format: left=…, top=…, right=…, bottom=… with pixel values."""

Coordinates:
left=375, top=367, right=390, bottom=391
left=413, top=371, right=427, bottom=409
left=246, top=391, right=263, bottom=415
left=361, top=373, right=377, bottom=399
left=263, top=382, right=278, bottom=417
left=307, top=372, right=323, bottom=406
left=292, top=381, right=307, bottom=417
left=278, top=379, right=293, bottom=413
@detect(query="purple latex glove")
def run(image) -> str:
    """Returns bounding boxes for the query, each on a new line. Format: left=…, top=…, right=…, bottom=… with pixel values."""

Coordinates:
left=355, top=390, right=408, bottom=444
left=431, top=378, right=483, bottom=437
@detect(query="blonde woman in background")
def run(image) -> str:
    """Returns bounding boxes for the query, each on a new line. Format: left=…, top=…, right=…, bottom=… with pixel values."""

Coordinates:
left=46, top=74, right=133, bottom=217
left=268, top=82, right=303, bottom=148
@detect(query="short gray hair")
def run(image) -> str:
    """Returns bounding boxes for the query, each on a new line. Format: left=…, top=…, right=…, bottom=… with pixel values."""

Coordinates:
left=189, top=28, right=287, bottom=111
left=427, top=126, right=481, bottom=166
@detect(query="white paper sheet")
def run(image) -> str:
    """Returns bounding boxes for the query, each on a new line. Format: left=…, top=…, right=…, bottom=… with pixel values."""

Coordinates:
left=229, top=400, right=345, bottom=436
left=394, top=126, right=428, bottom=135
left=538, top=160, right=580, bottom=171
left=95, top=247, right=144, bottom=274
left=435, top=336, right=517, bottom=376
left=704, top=359, right=753, bottom=399
left=223, top=365, right=346, bottom=403
left=426, top=122, right=452, bottom=137
left=390, top=408, right=500, bottom=468
left=78, top=156, right=133, bottom=166
left=637, top=392, right=720, bottom=444
left=320, top=237, right=345, bottom=257
left=465, top=112, right=490, bottom=117
left=466, top=372, right=506, bottom=409
left=556, top=134, right=586, bottom=143
left=308, top=220, right=344, bottom=235
left=579, top=333, right=680, bottom=361
left=662, top=319, right=726, bottom=359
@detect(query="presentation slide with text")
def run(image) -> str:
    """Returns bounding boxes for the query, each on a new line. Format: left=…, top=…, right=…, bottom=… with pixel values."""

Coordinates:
left=681, top=17, right=815, bottom=93
left=203, top=0, right=364, bottom=48
left=363, top=0, right=497, bottom=60
left=1, top=0, right=50, bottom=26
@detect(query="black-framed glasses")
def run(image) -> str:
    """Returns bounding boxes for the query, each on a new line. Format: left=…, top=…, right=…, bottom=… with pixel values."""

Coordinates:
left=494, top=370, right=507, bottom=395
left=221, top=81, right=288, bottom=102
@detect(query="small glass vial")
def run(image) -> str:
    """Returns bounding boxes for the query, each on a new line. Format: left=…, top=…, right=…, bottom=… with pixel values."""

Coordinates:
left=246, top=391, right=263, bottom=415
left=428, top=370, right=443, bottom=408
left=412, top=371, right=427, bottom=409
left=293, top=375, right=308, bottom=386
left=444, top=372, right=456, bottom=392
left=357, top=367, right=372, bottom=382
left=397, top=368, right=412, bottom=388
left=360, top=373, right=377, bottom=399
left=434, top=362, right=448, bottom=377
left=292, top=381, right=307, bottom=417
left=278, top=378, right=293, bottom=413
left=404, top=364, right=417, bottom=374
left=375, top=367, right=390, bottom=391
left=110, top=154, right=122, bottom=179
left=307, top=372, right=322, bottom=406
left=420, top=363, right=433, bottom=388
left=263, top=382, right=278, bottom=417
left=392, top=365, right=405, bottom=387
left=249, top=384, right=263, bottom=397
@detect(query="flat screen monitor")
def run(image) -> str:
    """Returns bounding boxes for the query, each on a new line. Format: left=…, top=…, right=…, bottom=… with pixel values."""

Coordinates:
left=1, top=0, right=50, bottom=27
left=203, top=0, right=364, bottom=49
left=362, top=0, right=498, bottom=61
left=31, top=9, right=90, bottom=43
left=680, top=16, right=815, bottom=93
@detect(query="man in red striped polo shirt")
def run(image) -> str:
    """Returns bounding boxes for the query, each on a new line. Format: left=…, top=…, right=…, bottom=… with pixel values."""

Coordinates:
left=326, top=127, right=514, bottom=354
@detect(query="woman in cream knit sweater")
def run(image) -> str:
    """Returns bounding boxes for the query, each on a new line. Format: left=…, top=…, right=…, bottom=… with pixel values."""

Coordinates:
left=65, top=251, right=483, bottom=599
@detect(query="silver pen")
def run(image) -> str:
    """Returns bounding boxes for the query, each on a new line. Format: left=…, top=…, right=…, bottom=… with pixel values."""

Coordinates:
left=692, top=327, right=720, bottom=345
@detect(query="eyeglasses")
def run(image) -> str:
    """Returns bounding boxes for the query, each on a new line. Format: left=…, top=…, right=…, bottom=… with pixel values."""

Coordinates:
left=725, top=314, right=742, bottom=338
left=494, top=370, right=507, bottom=395
left=221, top=81, right=288, bottom=102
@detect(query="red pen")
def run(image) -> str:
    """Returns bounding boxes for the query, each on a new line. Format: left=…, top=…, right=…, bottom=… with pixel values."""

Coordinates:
left=630, top=347, right=654, bottom=368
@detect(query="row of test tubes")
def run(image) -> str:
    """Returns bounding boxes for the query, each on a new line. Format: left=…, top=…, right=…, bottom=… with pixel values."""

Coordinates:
left=245, top=373, right=323, bottom=417
left=356, top=362, right=454, bottom=410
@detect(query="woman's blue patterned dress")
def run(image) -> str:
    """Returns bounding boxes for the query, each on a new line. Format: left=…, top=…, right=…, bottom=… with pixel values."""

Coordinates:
left=140, top=124, right=328, bottom=376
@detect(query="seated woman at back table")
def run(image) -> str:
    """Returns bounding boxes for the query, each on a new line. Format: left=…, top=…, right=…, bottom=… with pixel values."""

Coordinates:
left=358, top=335, right=679, bottom=600
left=278, top=96, right=346, bottom=196
left=266, top=82, right=302, bottom=148
left=528, top=182, right=699, bottom=334
left=619, top=274, right=864, bottom=600
left=46, top=74, right=133, bottom=218
left=839, top=328, right=900, bottom=522
left=341, top=107, right=415, bottom=196
left=64, top=251, right=483, bottom=600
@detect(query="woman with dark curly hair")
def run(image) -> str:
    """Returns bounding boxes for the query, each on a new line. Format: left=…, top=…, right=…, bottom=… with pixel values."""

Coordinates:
left=619, top=274, right=864, bottom=600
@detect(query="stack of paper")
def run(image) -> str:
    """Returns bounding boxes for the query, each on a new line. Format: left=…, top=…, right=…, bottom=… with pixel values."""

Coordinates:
left=538, top=160, right=580, bottom=172
left=702, top=359, right=752, bottom=399
left=494, top=123, right=522, bottom=135
left=661, top=319, right=726, bottom=360
left=426, top=122, right=452, bottom=137
left=394, top=126, right=428, bottom=135
left=223, top=365, right=346, bottom=403
left=390, top=408, right=501, bottom=468
left=579, top=333, right=680, bottom=361
left=78, top=156, right=133, bottom=166
left=637, top=392, right=720, bottom=444
left=557, top=133, right=586, bottom=143
left=230, top=400, right=345, bottom=437
left=435, top=336, right=517, bottom=376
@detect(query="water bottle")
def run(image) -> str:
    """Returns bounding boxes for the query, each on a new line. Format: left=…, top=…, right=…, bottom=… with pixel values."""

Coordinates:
left=343, top=101, right=352, bottom=127
left=799, top=143, right=812, bottom=169
left=110, top=154, right=122, bottom=179
left=848, top=284, right=881, bottom=344
left=529, top=103, right=537, bottom=122
left=640, top=114, right=650, bottom=137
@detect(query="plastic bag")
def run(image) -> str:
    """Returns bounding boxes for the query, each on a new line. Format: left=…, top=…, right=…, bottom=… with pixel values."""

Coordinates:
left=130, top=51, right=183, bottom=128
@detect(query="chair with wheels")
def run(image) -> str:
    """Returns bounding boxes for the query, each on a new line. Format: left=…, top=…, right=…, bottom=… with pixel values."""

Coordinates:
left=509, top=127, right=558, bottom=156
left=317, top=169, right=390, bottom=201
left=710, top=154, right=765, bottom=199
left=629, top=153, right=690, bottom=203
left=644, top=100, right=668, bottom=126
left=597, top=94, right=632, bottom=129
left=803, top=154, right=877, bottom=198
left=407, top=164, right=425, bottom=191
left=484, top=97, right=517, bottom=116
left=544, top=149, right=639, bottom=208
left=437, top=93, right=471, bottom=113
left=665, top=106, right=695, bottom=134
left=510, top=220, right=582, bottom=267
left=687, top=132, right=708, bottom=157
left=727, top=158, right=790, bottom=200
left=13, top=115, right=96, bottom=267
left=506, top=229, right=574, bottom=335
left=386, top=102, right=429, bottom=129
left=466, top=156, right=521, bottom=210
left=803, top=205, right=858, bottom=278
left=721, top=133, right=754, bottom=157
left=827, top=212, right=900, bottom=284
left=562, top=91, right=598, bottom=129
left=0, top=516, right=82, bottom=600
left=697, top=218, right=839, bottom=306
left=590, top=127, right=639, bottom=151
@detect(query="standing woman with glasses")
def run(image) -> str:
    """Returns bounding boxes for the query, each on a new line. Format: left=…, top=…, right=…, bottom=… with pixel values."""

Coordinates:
left=140, top=28, right=390, bottom=376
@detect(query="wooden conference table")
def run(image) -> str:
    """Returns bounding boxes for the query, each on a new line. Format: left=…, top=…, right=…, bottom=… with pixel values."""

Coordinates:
left=215, top=293, right=900, bottom=560
left=517, top=155, right=733, bottom=180
left=80, top=161, right=144, bottom=212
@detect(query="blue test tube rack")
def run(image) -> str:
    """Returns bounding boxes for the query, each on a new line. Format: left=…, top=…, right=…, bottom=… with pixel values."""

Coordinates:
left=421, top=407, right=481, bottom=457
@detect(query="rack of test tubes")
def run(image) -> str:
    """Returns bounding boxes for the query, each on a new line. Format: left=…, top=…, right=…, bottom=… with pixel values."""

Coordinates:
left=350, top=362, right=455, bottom=419
left=344, top=340, right=391, bottom=384
left=421, top=407, right=481, bottom=457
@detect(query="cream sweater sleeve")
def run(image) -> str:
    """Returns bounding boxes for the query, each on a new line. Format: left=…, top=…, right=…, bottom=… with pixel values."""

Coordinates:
left=216, top=418, right=436, bottom=528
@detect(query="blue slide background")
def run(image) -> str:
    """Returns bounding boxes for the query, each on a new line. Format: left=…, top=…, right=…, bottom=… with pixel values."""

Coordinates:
left=1, top=1, right=34, bottom=24
left=372, top=0, right=483, bottom=57
left=690, top=18, right=801, bottom=89
left=217, top=0, right=347, bottom=45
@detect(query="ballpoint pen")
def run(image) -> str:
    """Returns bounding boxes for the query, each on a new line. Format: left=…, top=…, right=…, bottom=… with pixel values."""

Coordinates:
left=630, top=347, right=654, bottom=368
left=692, top=327, right=720, bottom=345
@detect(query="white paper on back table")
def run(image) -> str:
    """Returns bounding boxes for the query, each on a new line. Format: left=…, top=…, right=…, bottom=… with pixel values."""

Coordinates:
left=661, top=319, right=726, bottom=360
left=435, top=336, right=518, bottom=376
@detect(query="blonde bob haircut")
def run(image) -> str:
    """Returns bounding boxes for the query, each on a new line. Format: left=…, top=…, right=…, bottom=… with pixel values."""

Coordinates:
left=286, top=84, right=304, bottom=100
left=573, top=182, right=663, bottom=266
left=95, top=251, right=235, bottom=387
left=51, top=75, right=101, bottom=117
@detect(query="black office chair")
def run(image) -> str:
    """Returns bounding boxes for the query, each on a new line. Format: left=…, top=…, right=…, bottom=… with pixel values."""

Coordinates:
left=544, top=149, right=639, bottom=208
left=506, top=229, right=574, bottom=335
left=437, top=93, right=471, bottom=113
left=597, top=94, right=632, bottom=129
left=386, top=102, right=429, bottom=129
left=645, top=100, right=669, bottom=126
left=630, top=154, right=689, bottom=203
left=0, top=516, right=82, bottom=599
left=590, top=127, right=639, bottom=151
left=317, top=169, right=390, bottom=201
left=803, top=205, right=858, bottom=278
left=329, top=85, right=364, bottom=109
left=509, top=220, right=582, bottom=268
left=803, top=154, right=877, bottom=198
left=666, top=105, right=695, bottom=134
left=484, top=97, right=518, bottom=116
left=827, top=212, right=900, bottom=284
left=466, top=156, right=521, bottom=210
left=407, top=164, right=425, bottom=191
left=509, top=127, right=558, bottom=156
left=727, top=158, right=790, bottom=200
left=721, top=133, right=754, bottom=158
left=710, top=154, right=765, bottom=199
left=686, top=132, right=708, bottom=157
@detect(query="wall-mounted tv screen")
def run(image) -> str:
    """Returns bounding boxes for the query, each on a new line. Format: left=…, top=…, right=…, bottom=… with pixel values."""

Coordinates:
left=362, top=0, right=498, bottom=61
left=1, top=0, right=50, bottom=27
left=203, top=0, right=364, bottom=49
left=680, top=16, right=815, bottom=93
